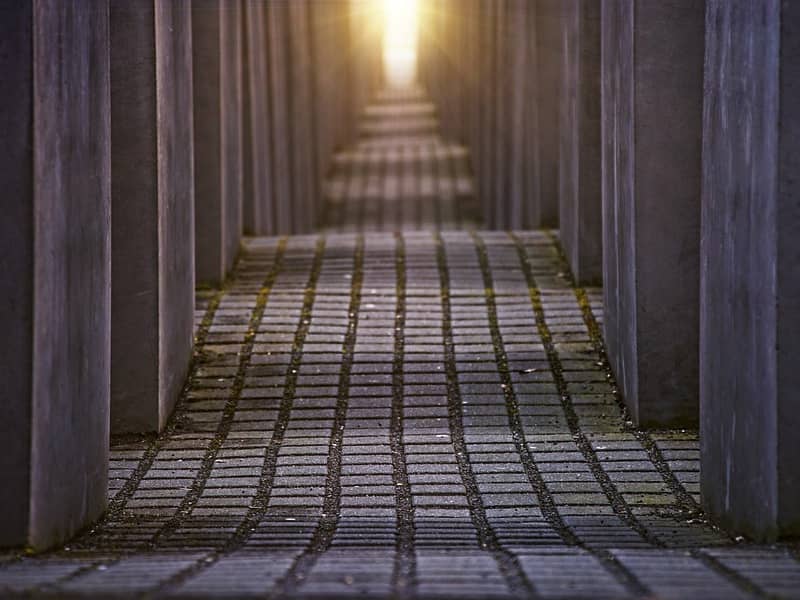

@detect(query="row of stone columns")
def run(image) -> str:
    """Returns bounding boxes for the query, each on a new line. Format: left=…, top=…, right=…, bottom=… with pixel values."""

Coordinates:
left=421, top=0, right=799, bottom=541
left=1, top=0, right=360, bottom=550
left=348, top=0, right=382, bottom=125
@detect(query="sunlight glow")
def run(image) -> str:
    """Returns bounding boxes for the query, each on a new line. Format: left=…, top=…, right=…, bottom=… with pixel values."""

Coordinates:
left=382, top=0, right=419, bottom=89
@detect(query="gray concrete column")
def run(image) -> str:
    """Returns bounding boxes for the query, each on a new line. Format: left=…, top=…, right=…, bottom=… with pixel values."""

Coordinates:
left=110, top=0, right=195, bottom=434
left=288, top=0, right=317, bottom=232
left=701, top=0, right=800, bottom=541
left=491, top=1, right=509, bottom=228
left=479, top=1, right=497, bottom=226
left=601, top=0, right=704, bottom=427
left=242, top=0, right=276, bottom=236
left=310, top=3, right=331, bottom=187
left=0, top=0, right=110, bottom=550
left=559, top=0, right=602, bottom=285
left=310, top=1, right=352, bottom=185
left=507, top=0, right=535, bottom=229
left=193, top=0, right=244, bottom=285
left=534, top=0, right=561, bottom=228
left=467, top=0, right=482, bottom=175
left=267, top=1, right=293, bottom=234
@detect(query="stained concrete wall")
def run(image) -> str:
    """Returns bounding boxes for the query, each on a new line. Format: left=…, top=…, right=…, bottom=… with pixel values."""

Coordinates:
left=234, top=0, right=357, bottom=235
left=288, top=0, right=317, bottom=233
left=242, top=0, right=276, bottom=236
left=267, top=1, right=294, bottom=234
left=349, top=0, right=382, bottom=125
left=110, top=0, right=195, bottom=434
left=479, top=1, right=498, bottom=226
left=424, top=0, right=562, bottom=231
left=491, top=1, right=510, bottom=229
left=193, top=0, right=243, bottom=285
left=535, top=0, right=562, bottom=228
left=0, top=0, right=110, bottom=549
left=559, top=0, right=602, bottom=285
left=312, top=1, right=359, bottom=186
left=519, top=4, right=541, bottom=230
left=601, top=0, right=705, bottom=427
left=701, top=0, right=800, bottom=541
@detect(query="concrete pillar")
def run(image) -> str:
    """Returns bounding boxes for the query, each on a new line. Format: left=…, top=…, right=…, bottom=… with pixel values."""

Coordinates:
left=311, top=1, right=353, bottom=184
left=310, top=3, right=331, bottom=187
left=242, top=0, right=276, bottom=236
left=701, top=0, right=800, bottom=541
left=601, top=0, right=704, bottom=427
left=288, top=0, right=318, bottom=232
left=110, top=0, right=195, bottom=434
left=507, top=0, right=536, bottom=229
left=193, top=0, right=244, bottom=285
left=0, top=0, right=110, bottom=549
left=492, top=1, right=510, bottom=229
left=479, top=1, right=497, bottom=226
left=267, top=1, right=293, bottom=234
left=467, top=0, right=482, bottom=173
left=559, top=0, right=602, bottom=284
left=534, top=0, right=561, bottom=228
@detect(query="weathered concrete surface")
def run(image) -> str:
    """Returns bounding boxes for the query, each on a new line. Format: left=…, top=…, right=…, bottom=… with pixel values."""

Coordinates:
left=480, top=1, right=498, bottom=227
left=534, top=0, right=562, bottom=228
left=0, top=1, right=110, bottom=549
left=242, top=0, right=276, bottom=236
left=310, top=0, right=355, bottom=190
left=110, top=0, right=195, bottom=434
left=601, top=0, right=704, bottom=427
left=192, top=0, right=243, bottom=285
left=491, top=1, right=510, bottom=229
left=559, top=0, right=602, bottom=285
left=701, top=0, right=800, bottom=541
left=288, top=0, right=317, bottom=233
left=505, top=1, right=529, bottom=229
left=267, top=1, right=294, bottom=234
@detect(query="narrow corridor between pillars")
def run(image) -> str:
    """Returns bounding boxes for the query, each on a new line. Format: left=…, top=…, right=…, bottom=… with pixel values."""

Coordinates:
left=2, top=88, right=798, bottom=600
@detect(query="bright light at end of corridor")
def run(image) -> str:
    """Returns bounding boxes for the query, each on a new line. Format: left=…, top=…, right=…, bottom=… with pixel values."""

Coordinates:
left=382, top=0, right=419, bottom=89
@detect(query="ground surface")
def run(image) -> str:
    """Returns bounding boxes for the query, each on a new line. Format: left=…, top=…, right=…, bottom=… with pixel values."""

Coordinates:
left=2, top=89, right=799, bottom=600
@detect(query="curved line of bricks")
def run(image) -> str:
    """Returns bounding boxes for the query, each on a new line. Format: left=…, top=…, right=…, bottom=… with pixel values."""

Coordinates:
left=273, top=235, right=366, bottom=597
left=473, top=230, right=649, bottom=598
left=390, top=232, right=416, bottom=598
left=81, top=278, right=232, bottom=547
left=435, top=230, right=538, bottom=600
left=154, top=236, right=328, bottom=596
left=146, top=238, right=290, bottom=549
left=508, top=231, right=663, bottom=548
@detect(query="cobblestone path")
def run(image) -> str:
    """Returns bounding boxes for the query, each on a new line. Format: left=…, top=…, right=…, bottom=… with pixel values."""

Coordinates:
left=2, top=91, right=800, bottom=599
left=323, top=88, right=479, bottom=232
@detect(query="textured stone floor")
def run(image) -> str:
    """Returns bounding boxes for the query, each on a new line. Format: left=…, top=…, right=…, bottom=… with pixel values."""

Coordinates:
left=323, top=87, right=478, bottom=232
left=2, top=89, right=800, bottom=599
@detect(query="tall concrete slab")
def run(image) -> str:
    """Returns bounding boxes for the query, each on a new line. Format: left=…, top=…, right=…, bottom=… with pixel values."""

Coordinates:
left=701, top=0, right=800, bottom=541
left=267, top=1, right=294, bottom=234
left=0, top=0, right=110, bottom=549
left=288, top=0, right=317, bottom=232
left=242, top=0, right=275, bottom=236
left=192, top=0, right=244, bottom=284
left=534, top=0, right=561, bottom=228
left=505, top=0, right=529, bottom=229
left=479, top=1, right=498, bottom=226
left=310, top=0, right=353, bottom=186
left=559, top=0, right=602, bottom=285
left=519, top=3, right=541, bottom=230
left=601, top=0, right=704, bottom=427
left=492, top=0, right=510, bottom=229
left=110, top=0, right=195, bottom=434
